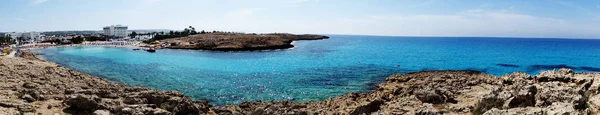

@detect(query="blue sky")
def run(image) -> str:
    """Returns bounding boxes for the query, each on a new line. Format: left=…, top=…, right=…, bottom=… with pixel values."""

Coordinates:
left=1, top=0, right=600, bottom=38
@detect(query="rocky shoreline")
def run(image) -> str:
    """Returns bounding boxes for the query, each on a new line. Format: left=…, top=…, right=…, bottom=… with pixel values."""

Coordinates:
left=2, top=54, right=600, bottom=114
left=158, top=33, right=329, bottom=51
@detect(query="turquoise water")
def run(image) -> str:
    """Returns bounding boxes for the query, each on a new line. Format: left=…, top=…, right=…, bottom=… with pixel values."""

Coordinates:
left=34, top=35, right=600, bottom=105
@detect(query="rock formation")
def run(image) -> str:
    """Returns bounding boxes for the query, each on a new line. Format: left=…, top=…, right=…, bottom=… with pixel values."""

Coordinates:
left=2, top=54, right=600, bottom=114
left=0, top=56, right=210, bottom=114
left=158, top=33, right=329, bottom=51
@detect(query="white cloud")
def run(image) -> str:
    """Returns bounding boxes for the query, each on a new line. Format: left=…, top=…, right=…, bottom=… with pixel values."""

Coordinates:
left=31, top=0, right=48, bottom=4
left=317, top=9, right=600, bottom=38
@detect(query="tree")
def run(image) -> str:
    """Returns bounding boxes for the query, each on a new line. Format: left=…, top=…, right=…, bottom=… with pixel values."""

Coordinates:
left=183, top=28, right=190, bottom=35
left=86, top=36, right=107, bottom=41
left=71, top=36, right=84, bottom=44
left=189, top=26, right=197, bottom=34
left=17, top=37, right=23, bottom=45
left=130, top=31, right=138, bottom=38
left=0, top=36, right=11, bottom=45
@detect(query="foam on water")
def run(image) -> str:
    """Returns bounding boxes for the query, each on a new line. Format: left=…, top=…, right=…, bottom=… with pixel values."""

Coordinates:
left=34, top=35, right=600, bottom=105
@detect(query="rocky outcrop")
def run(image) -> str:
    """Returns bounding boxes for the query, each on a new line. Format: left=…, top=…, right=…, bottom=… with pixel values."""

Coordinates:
left=17, top=51, right=41, bottom=61
left=0, top=56, right=210, bottom=114
left=209, top=69, right=600, bottom=114
left=3, top=54, right=600, bottom=114
left=158, top=33, right=329, bottom=51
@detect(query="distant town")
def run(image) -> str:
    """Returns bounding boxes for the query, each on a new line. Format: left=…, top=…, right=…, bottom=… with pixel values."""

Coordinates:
left=0, top=25, right=168, bottom=45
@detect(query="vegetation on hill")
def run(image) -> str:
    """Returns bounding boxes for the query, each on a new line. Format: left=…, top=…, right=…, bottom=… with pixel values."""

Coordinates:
left=143, top=26, right=257, bottom=44
left=158, top=32, right=329, bottom=51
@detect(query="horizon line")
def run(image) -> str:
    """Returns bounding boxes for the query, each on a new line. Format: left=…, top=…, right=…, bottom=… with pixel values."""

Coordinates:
left=2, top=29, right=599, bottom=40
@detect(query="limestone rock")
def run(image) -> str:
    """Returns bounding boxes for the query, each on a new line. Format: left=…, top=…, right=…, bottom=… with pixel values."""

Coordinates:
left=93, top=110, right=111, bottom=115
left=546, top=102, right=578, bottom=115
left=508, top=85, right=536, bottom=107
left=414, top=103, right=439, bottom=115
left=537, top=68, right=574, bottom=82
left=589, top=94, right=600, bottom=114
left=172, top=98, right=205, bottom=114
left=17, top=104, right=35, bottom=112
left=414, top=89, right=446, bottom=104
left=473, top=88, right=512, bottom=114
left=350, top=99, right=384, bottom=115
left=21, top=94, right=36, bottom=102
left=64, top=94, right=103, bottom=110
left=22, top=82, right=38, bottom=89
left=2, top=54, right=600, bottom=115
left=535, top=82, right=585, bottom=108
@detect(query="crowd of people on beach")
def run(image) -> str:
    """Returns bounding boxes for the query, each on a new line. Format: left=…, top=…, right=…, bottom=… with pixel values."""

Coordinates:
left=14, top=41, right=138, bottom=50
left=0, top=41, right=139, bottom=57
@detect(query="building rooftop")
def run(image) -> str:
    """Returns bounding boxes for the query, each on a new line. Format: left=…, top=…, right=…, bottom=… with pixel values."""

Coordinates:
left=104, top=25, right=128, bottom=28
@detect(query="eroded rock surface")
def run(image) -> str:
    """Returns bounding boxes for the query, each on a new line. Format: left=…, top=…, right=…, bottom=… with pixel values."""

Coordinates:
left=0, top=56, right=210, bottom=114
left=210, top=69, right=600, bottom=114
left=3, top=54, right=600, bottom=114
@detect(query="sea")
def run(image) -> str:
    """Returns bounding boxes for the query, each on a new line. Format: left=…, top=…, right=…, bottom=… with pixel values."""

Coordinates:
left=33, top=35, right=600, bottom=105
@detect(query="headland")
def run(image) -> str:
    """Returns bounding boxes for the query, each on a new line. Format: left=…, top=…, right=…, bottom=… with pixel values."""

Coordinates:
left=156, top=33, right=329, bottom=51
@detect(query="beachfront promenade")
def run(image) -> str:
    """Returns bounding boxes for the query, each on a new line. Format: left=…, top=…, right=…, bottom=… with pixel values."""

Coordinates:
left=15, top=41, right=139, bottom=50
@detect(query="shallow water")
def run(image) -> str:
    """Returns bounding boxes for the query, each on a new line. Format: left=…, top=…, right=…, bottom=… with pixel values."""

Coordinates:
left=34, top=35, right=600, bottom=105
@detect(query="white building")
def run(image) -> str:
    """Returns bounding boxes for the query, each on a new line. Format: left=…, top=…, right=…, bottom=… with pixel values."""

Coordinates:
left=4, top=32, right=44, bottom=44
left=133, top=34, right=155, bottom=41
left=6, top=32, right=22, bottom=40
left=21, top=32, right=44, bottom=43
left=103, top=25, right=128, bottom=38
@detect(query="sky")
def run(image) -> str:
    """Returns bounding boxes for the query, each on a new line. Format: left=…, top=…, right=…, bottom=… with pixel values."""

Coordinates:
left=1, top=0, right=600, bottom=38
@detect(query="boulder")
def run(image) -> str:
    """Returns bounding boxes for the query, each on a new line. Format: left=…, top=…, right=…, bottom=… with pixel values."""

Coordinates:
left=546, top=102, right=578, bottom=115
left=473, top=88, right=512, bottom=114
left=537, top=69, right=574, bottom=82
left=21, top=94, right=36, bottom=102
left=589, top=94, right=600, bottom=114
left=64, top=94, right=103, bottom=111
left=152, top=108, right=172, bottom=115
left=124, top=97, right=148, bottom=104
left=482, top=108, right=516, bottom=115
left=93, top=110, right=111, bottom=115
left=22, top=82, right=38, bottom=89
left=414, top=103, right=439, bottom=115
left=120, top=107, right=134, bottom=114
left=482, top=107, right=544, bottom=115
left=414, top=89, right=446, bottom=104
left=535, top=82, right=585, bottom=108
left=350, top=99, right=384, bottom=115
left=172, top=98, right=206, bottom=114
left=18, top=104, right=36, bottom=112
left=0, top=99, right=23, bottom=108
left=508, top=85, right=536, bottom=107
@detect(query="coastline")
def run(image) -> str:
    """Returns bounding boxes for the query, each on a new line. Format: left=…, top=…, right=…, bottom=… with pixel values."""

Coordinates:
left=2, top=53, right=600, bottom=114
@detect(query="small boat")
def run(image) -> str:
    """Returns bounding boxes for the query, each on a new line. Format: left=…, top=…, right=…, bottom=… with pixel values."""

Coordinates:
left=146, top=48, right=156, bottom=52
left=133, top=48, right=141, bottom=50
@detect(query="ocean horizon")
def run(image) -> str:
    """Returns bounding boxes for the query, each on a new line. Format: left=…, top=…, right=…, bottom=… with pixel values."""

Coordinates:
left=33, top=35, right=600, bottom=105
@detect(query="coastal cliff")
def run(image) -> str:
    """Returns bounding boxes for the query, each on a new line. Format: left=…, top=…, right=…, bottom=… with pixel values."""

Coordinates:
left=158, top=33, right=329, bottom=51
left=2, top=54, right=600, bottom=114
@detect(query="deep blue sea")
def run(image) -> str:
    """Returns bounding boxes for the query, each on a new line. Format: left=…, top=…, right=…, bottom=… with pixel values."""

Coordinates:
left=34, top=35, right=600, bottom=105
